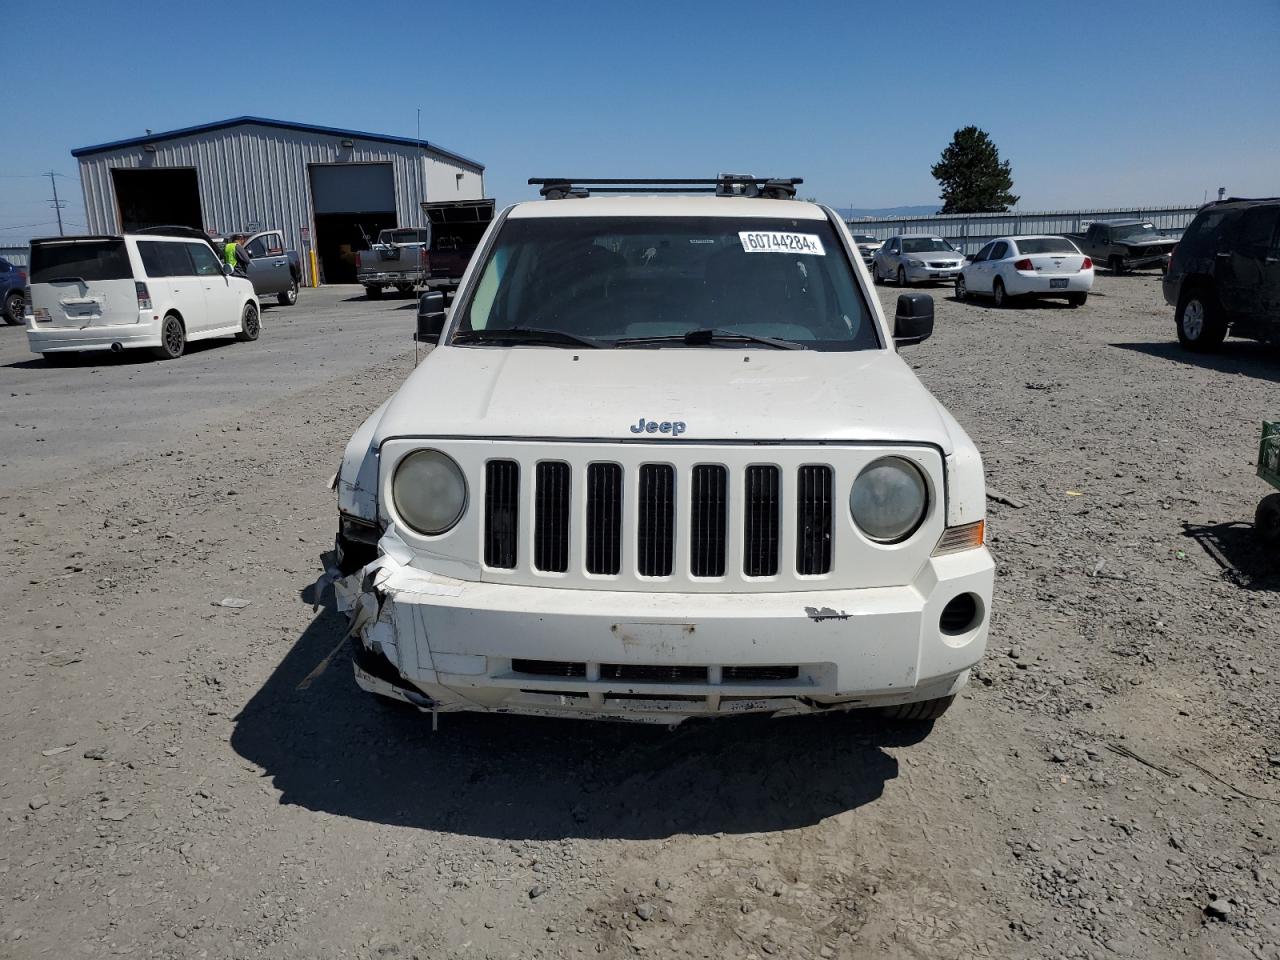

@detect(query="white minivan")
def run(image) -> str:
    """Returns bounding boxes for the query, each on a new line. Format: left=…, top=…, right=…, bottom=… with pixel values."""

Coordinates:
left=26, top=233, right=260, bottom=363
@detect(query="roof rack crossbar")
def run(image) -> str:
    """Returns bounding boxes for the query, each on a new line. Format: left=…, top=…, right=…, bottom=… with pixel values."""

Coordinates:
left=529, top=175, right=803, bottom=200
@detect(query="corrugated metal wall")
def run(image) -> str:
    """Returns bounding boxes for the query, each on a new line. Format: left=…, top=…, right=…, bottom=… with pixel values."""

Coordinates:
left=0, top=246, right=28, bottom=268
left=77, top=121, right=484, bottom=281
left=845, top=205, right=1199, bottom=254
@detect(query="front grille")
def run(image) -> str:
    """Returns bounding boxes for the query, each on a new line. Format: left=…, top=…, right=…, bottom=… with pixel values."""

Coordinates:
left=796, top=465, right=833, bottom=575
left=690, top=464, right=728, bottom=577
left=637, top=464, right=675, bottom=577
left=513, top=659, right=586, bottom=678
left=534, top=461, right=570, bottom=572
left=600, top=664, right=708, bottom=683
left=724, top=665, right=801, bottom=682
left=585, top=463, right=623, bottom=575
left=744, top=465, right=780, bottom=577
left=484, top=460, right=519, bottom=569
left=928, top=260, right=959, bottom=269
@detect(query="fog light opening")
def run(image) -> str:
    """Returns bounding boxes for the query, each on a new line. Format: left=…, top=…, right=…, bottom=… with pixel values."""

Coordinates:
left=939, top=592, right=982, bottom=636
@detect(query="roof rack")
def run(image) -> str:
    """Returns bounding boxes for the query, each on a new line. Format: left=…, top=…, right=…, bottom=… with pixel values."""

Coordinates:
left=528, top=175, right=803, bottom=201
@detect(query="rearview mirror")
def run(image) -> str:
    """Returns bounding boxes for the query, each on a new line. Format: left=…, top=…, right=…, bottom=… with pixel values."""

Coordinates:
left=894, top=293, right=934, bottom=346
left=416, top=291, right=447, bottom=343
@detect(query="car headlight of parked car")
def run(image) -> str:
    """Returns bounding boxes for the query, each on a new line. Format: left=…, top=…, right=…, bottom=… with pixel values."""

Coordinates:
left=392, top=449, right=468, bottom=535
left=906, top=259, right=924, bottom=267
left=849, top=456, right=928, bottom=543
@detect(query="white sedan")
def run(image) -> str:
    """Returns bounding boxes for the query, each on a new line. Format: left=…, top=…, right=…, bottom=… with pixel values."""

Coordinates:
left=956, top=235, right=1094, bottom=307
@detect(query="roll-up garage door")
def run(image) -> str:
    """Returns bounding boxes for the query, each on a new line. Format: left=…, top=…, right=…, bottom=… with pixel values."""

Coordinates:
left=309, top=163, right=397, bottom=283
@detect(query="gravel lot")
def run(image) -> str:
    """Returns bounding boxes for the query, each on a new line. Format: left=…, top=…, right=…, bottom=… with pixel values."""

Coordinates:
left=1, top=275, right=1278, bottom=960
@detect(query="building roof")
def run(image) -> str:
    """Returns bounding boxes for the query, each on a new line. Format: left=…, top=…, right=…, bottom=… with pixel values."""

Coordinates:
left=71, top=116, right=484, bottom=171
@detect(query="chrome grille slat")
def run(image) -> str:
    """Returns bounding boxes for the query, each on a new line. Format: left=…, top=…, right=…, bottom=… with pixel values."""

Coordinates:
left=637, top=463, right=675, bottom=577
left=796, top=464, right=833, bottom=575
left=484, top=459, right=519, bottom=570
left=534, top=461, right=570, bottom=572
left=690, top=464, right=727, bottom=577
left=743, top=465, right=780, bottom=577
left=585, top=462, right=622, bottom=575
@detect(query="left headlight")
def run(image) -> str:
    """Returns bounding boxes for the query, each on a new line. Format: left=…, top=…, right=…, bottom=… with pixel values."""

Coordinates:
left=392, top=449, right=468, bottom=536
left=907, top=258, right=925, bottom=267
left=849, top=457, right=928, bottom=543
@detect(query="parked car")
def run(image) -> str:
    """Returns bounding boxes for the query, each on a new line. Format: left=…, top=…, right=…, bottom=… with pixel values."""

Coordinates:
left=1066, top=219, right=1178, bottom=274
left=420, top=198, right=496, bottom=296
left=209, top=229, right=302, bottom=306
left=1, top=256, right=26, bottom=325
left=872, top=235, right=965, bottom=286
left=956, top=235, right=1093, bottom=308
left=26, top=233, right=260, bottom=362
left=848, top=232, right=882, bottom=267
left=357, top=228, right=429, bottom=299
left=1162, top=197, right=1280, bottom=351
left=332, top=175, right=993, bottom=729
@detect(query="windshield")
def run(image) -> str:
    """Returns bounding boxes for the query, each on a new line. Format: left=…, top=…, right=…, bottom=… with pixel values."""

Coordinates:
left=454, top=216, right=880, bottom=351
left=900, top=237, right=956, bottom=254
left=850, top=234, right=879, bottom=244
left=1015, top=237, right=1079, bottom=255
left=1113, top=222, right=1160, bottom=240
left=30, top=239, right=131, bottom=283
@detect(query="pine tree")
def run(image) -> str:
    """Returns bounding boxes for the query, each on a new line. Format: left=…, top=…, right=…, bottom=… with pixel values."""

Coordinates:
left=931, top=126, right=1019, bottom=214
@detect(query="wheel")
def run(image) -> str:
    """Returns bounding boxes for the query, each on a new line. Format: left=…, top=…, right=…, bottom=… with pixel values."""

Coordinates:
left=897, top=266, right=909, bottom=287
left=3, top=290, right=22, bottom=325
left=1257, top=493, right=1280, bottom=547
left=882, top=695, right=955, bottom=722
left=277, top=279, right=299, bottom=306
left=395, top=283, right=414, bottom=298
left=1067, top=292, right=1088, bottom=307
left=993, top=278, right=1009, bottom=308
left=1109, top=255, right=1125, bottom=275
left=873, top=263, right=884, bottom=286
left=1176, top=288, right=1227, bottom=351
left=365, top=285, right=383, bottom=300
left=235, top=302, right=260, bottom=342
left=955, top=274, right=969, bottom=301
left=151, top=314, right=185, bottom=360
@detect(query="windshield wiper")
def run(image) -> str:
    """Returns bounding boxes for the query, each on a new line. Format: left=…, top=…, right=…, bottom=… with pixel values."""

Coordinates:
left=451, top=327, right=608, bottom=349
left=615, top=328, right=806, bottom=350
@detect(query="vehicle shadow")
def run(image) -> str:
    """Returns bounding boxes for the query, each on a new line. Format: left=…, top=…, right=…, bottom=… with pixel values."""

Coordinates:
left=2, top=339, right=229, bottom=370
left=1111, top=341, right=1280, bottom=384
left=948, top=296, right=1076, bottom=310
left=230, top=580, right=915, bottom=840
left=1183, top=520, right=1279, bottom=592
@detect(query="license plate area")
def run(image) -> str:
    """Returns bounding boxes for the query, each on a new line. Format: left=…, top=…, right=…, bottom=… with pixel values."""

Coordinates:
left=1050, top=278, right=1068, bottom=289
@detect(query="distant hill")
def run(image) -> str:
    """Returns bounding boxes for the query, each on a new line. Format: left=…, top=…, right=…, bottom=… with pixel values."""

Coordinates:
left=836, top=205, right=939, bottom=220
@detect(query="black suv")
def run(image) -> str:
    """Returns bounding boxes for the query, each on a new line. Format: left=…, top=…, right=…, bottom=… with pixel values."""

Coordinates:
left=1163, top=197, right=1280, bottom=351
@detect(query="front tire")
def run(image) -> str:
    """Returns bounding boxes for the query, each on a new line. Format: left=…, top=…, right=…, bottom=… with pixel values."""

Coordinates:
left=364, top=285, right=383, bottom=300
left=3, top=290, right=22, bottom=325
left=235, top=302, right=260, bottom=342
left=1257, top=494, right=1280, bottom=547
left=1067, top=292, right=1088, bottom=307
left=151, top=314, right=185, bottom=360
left=883, top=695, right=954, bottom=722
left=1176, top=288, right=1227, bottom=351
left=955, top=274, right=969, bottom=301
left=277, top=279, right=299, bottom=306
left=1109, top=255, right=1125, bottom=275
left=897, top=266, right=909, bottom=287
left=873, top=263, right=884, bottom=286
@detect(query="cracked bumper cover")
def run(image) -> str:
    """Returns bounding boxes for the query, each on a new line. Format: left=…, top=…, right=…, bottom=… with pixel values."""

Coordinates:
left=338, top=543, right=994, bottom=723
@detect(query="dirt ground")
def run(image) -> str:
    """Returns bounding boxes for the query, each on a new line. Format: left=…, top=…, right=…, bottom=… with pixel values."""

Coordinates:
left=1, top=276, right=1278, bottom=960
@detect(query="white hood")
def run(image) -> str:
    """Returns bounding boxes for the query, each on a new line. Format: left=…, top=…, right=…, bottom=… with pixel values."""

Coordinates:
left=372, top=346, right=957, bottom=452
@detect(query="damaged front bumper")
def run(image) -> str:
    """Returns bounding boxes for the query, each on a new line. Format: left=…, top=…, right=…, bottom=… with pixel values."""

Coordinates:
left=336, top=542, right=994, bottom=725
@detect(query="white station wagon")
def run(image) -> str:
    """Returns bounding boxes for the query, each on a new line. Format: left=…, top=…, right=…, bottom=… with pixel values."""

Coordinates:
left=334, top=176, right=994, bottom=728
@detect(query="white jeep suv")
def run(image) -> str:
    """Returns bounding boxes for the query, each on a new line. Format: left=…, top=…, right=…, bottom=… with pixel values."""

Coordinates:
left=334, top=176, right=993, bottom=727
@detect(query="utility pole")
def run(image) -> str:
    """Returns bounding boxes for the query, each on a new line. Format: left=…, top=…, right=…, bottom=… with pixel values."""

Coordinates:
left=47, top=172, right=65, bottom=236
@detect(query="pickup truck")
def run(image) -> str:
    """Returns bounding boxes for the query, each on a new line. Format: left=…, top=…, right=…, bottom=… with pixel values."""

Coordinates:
left=357, top=228, right=429, bottom=299
left=1066, top=219, right=1178, bottom=274
left=420, top=199, right=495, bottom=296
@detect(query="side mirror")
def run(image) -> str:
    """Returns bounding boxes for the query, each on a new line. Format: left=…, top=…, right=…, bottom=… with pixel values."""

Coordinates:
left=416, top=291, right=447, bottom=342
left=894, top=293, right=934, bottom=346
left=223, top=261, right=234, bottom=275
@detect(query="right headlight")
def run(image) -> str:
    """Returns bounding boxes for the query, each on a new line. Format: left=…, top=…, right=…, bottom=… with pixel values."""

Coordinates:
left=849, top=457, right=928, bottom=543
left=392, top=449, right=468, bottom=536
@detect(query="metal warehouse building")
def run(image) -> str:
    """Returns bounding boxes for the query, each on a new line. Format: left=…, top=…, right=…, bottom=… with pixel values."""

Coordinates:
left=72, top=116, right=485, bottom=284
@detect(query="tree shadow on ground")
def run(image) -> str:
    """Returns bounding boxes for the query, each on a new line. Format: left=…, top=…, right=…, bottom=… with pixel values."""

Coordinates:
left=1111, top=341, right=1280, bottom=385
left=1182, top=520, right=1279, bottom=592
left=230, top=578, right=922, bottom=841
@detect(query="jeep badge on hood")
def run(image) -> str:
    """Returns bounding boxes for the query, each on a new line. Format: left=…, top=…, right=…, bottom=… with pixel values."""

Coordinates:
left=630, top=418, right=687, bottom=437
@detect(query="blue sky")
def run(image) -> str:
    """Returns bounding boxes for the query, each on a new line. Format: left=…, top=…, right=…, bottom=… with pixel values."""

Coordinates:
left=3, top=0, right=1277, bottom=241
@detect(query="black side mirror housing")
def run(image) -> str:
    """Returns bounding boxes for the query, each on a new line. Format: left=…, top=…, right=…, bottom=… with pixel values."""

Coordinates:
left=416, top=291, right=447, bottom=342
left=894, top=293, right=934, bottom=346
